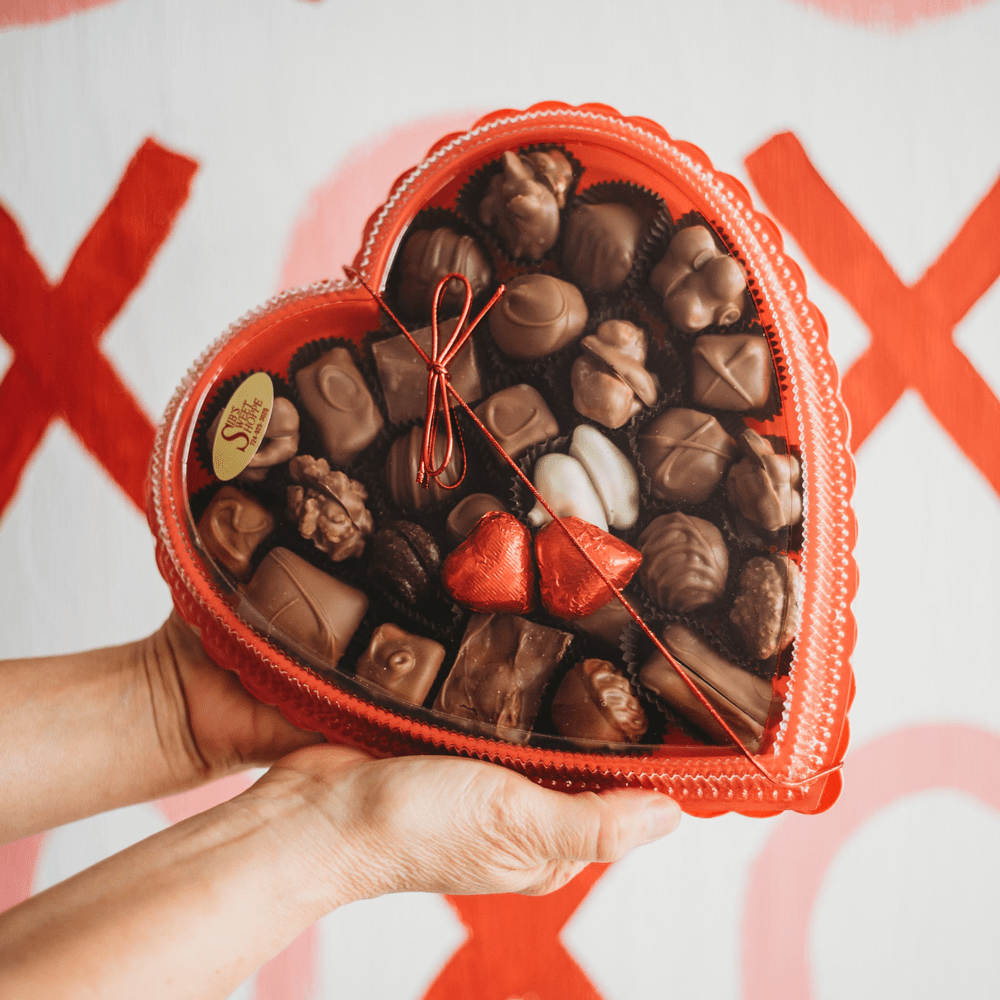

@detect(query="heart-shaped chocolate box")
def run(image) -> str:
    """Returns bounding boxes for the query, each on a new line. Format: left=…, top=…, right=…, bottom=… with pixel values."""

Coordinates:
left=147, top=102, right=857, bottom=817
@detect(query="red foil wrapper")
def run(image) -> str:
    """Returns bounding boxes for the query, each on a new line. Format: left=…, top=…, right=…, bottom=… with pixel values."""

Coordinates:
left=441, top=512, right=536, bottom=615
left=534, top=517, right=641, bottom=620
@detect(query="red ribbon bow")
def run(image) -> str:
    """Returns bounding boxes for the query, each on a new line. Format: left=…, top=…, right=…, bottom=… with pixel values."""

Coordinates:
left=344, top=265, right=839, bottom=791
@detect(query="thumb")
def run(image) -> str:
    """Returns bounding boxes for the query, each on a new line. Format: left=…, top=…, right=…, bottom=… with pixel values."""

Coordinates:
left=533, top=788, right=682, bottom=866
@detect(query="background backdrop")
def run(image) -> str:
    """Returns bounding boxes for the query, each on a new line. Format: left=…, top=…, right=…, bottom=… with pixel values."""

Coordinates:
left=3, top=1, right=1000, bottom=998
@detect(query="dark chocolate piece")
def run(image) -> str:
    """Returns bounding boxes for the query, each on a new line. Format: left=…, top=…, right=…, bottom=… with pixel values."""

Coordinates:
left=286, top=455, right=374, bottom=561
left=445, top=493, right=509, bottom=548
left=434, top=613, right=572, bottom=739
left=488, top=273, right=587, bottom=361
left=639, top=623, right=779, bottom=752
left=197, top=485, right=275, bottom=581
left=479, top=149, right=572, bottom=261
left=562, top=202, right=642, bottom=294
left=638, top=513, right=728, bottom=613
left=691, top=333, right=773, bottom=411
left=726, top=428, right=802, bottom=531
left=638, top=408, right=737, bottom=504
left=369, top=521, right=442, bottom=603
left=551, top=659, right=647, bottom=745
left=371, top=318, right=482, bottom=425
left=474, top=384, right=559, bottom=459
left=295, top=347, right=384, bottom=467
left=385, top=424, right=464, bottom=512
left=730, top=554, right=802, bottom=660
left=396, top=228, right=491, bottom=320
left=649, top=226, right=748, bottom=333
left=241, top=547, right=367, bottom=668
left=355, top=623, right=445, bottom=705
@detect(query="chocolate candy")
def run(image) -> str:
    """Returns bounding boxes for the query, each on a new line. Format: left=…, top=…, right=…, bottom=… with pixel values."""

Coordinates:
left=535, top=517, right=641, bottom=620
left=649, top=226, right=748, bottom=333
left=488, top=273, right=587, bottom=360
left=552, top=659, right=647, bottom=745
left=562, top=202, right=642, bottom=294
left=474, top=384, right=559, bottom=460
left=568, top=424, right=639, bottom=531
left=527, top=453, right=607, bottom=531
left=638, top=512, right=728, bottom=612
left=445, top=493, right=509, bottom=548
left=197, top=486, right=275, bottom=581
left=434, top=613, right=572, bottom=739
left=371, top=317, right=482, bottom=425
left=241, top=547, right=368, bottom=668
left=442, top=511, right=535, bottom=615
left=286, top=455, right=373, bottom=561
left=479, top=149, right=573, bottom=261
left=369, top=521, right=441, bottom=603
left=571, top=319, right=658, bottom=429
left=386, top=424, right=463, bottom=512
left=691, top=333, right=773, bottom=411
left=639, top=623, right=778, bottom=752
left=355, top=623, right=445, bottom=706
left=730, top=554, right=802, bottom=660
left=726, top=429, right=802, bottom=532
left=396, top=227, right=492, bottom=319
left=573, top=598, right=633, bottom=647
left=295, top=347, right=384, bottom=467
left=638, top=408, right=737, bottom=504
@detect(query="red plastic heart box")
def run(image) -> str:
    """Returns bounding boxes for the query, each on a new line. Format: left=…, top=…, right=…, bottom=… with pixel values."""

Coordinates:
left=146, top=102, right=857, bottom=817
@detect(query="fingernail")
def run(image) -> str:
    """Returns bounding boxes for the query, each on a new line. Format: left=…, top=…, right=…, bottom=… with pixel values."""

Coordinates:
left=643, top=798, right=681, bottom=842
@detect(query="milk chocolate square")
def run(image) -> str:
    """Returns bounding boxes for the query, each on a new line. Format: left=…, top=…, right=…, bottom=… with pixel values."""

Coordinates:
left=434, top=613, right=572, bottom=741
left=355, top=623, right=445, bottom=706
left=474, top=384, right=559, bottom=459
left=372, top=318, right=483, bottom=424
left=295, top=347, right=384, bottom=466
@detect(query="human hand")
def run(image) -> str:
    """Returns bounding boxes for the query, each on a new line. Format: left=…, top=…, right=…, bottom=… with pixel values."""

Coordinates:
left=259, top=743, right=682, bottom=903
left=146, top=611, right=323, bottom=785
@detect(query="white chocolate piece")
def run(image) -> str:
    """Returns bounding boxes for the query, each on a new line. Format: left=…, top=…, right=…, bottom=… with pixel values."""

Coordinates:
left=527, top=454, right=608, bottom=531
left=569, top=425, right=639, bottom=530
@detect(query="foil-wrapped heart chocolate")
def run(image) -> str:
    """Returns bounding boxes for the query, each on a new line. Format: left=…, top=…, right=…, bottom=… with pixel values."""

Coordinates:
left=441, top=511, right=536, bottom=614
left=534, top=517, right=641, bottom=620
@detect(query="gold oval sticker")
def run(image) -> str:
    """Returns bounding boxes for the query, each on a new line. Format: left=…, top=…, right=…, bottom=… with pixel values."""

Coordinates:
left=212, top=372, right=275, bottom=481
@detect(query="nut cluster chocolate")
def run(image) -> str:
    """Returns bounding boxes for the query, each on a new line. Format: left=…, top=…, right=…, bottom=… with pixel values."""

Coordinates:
left=197, top=140, right=804, bottom=756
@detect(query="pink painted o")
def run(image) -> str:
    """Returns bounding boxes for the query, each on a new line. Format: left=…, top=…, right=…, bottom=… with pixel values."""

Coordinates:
left=278, top=111, right=482, bottom=292
left=784, top=0, right=994, bottom=28
left=741, top=724, right=1000, bottom=998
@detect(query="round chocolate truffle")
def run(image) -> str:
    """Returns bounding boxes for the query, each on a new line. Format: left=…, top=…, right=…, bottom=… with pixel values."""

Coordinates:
left=638, top=512, right=728, bottom=613
left=638, top=408, right=737, bottom=504
left=369, top=521, right=442, bottom=604
left=445, top=493, right=509, bottom=548
left=386, top=424, right=464, bottom=512
left=488, top=273, right=587, bottom=360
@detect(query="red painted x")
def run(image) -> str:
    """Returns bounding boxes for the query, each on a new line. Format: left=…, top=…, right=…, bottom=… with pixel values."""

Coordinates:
left=0, top=138, right=197, bottom=517
left=746, top=132, right=1000, bottom=485
left=423, top=864, right=608, bottom=1000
